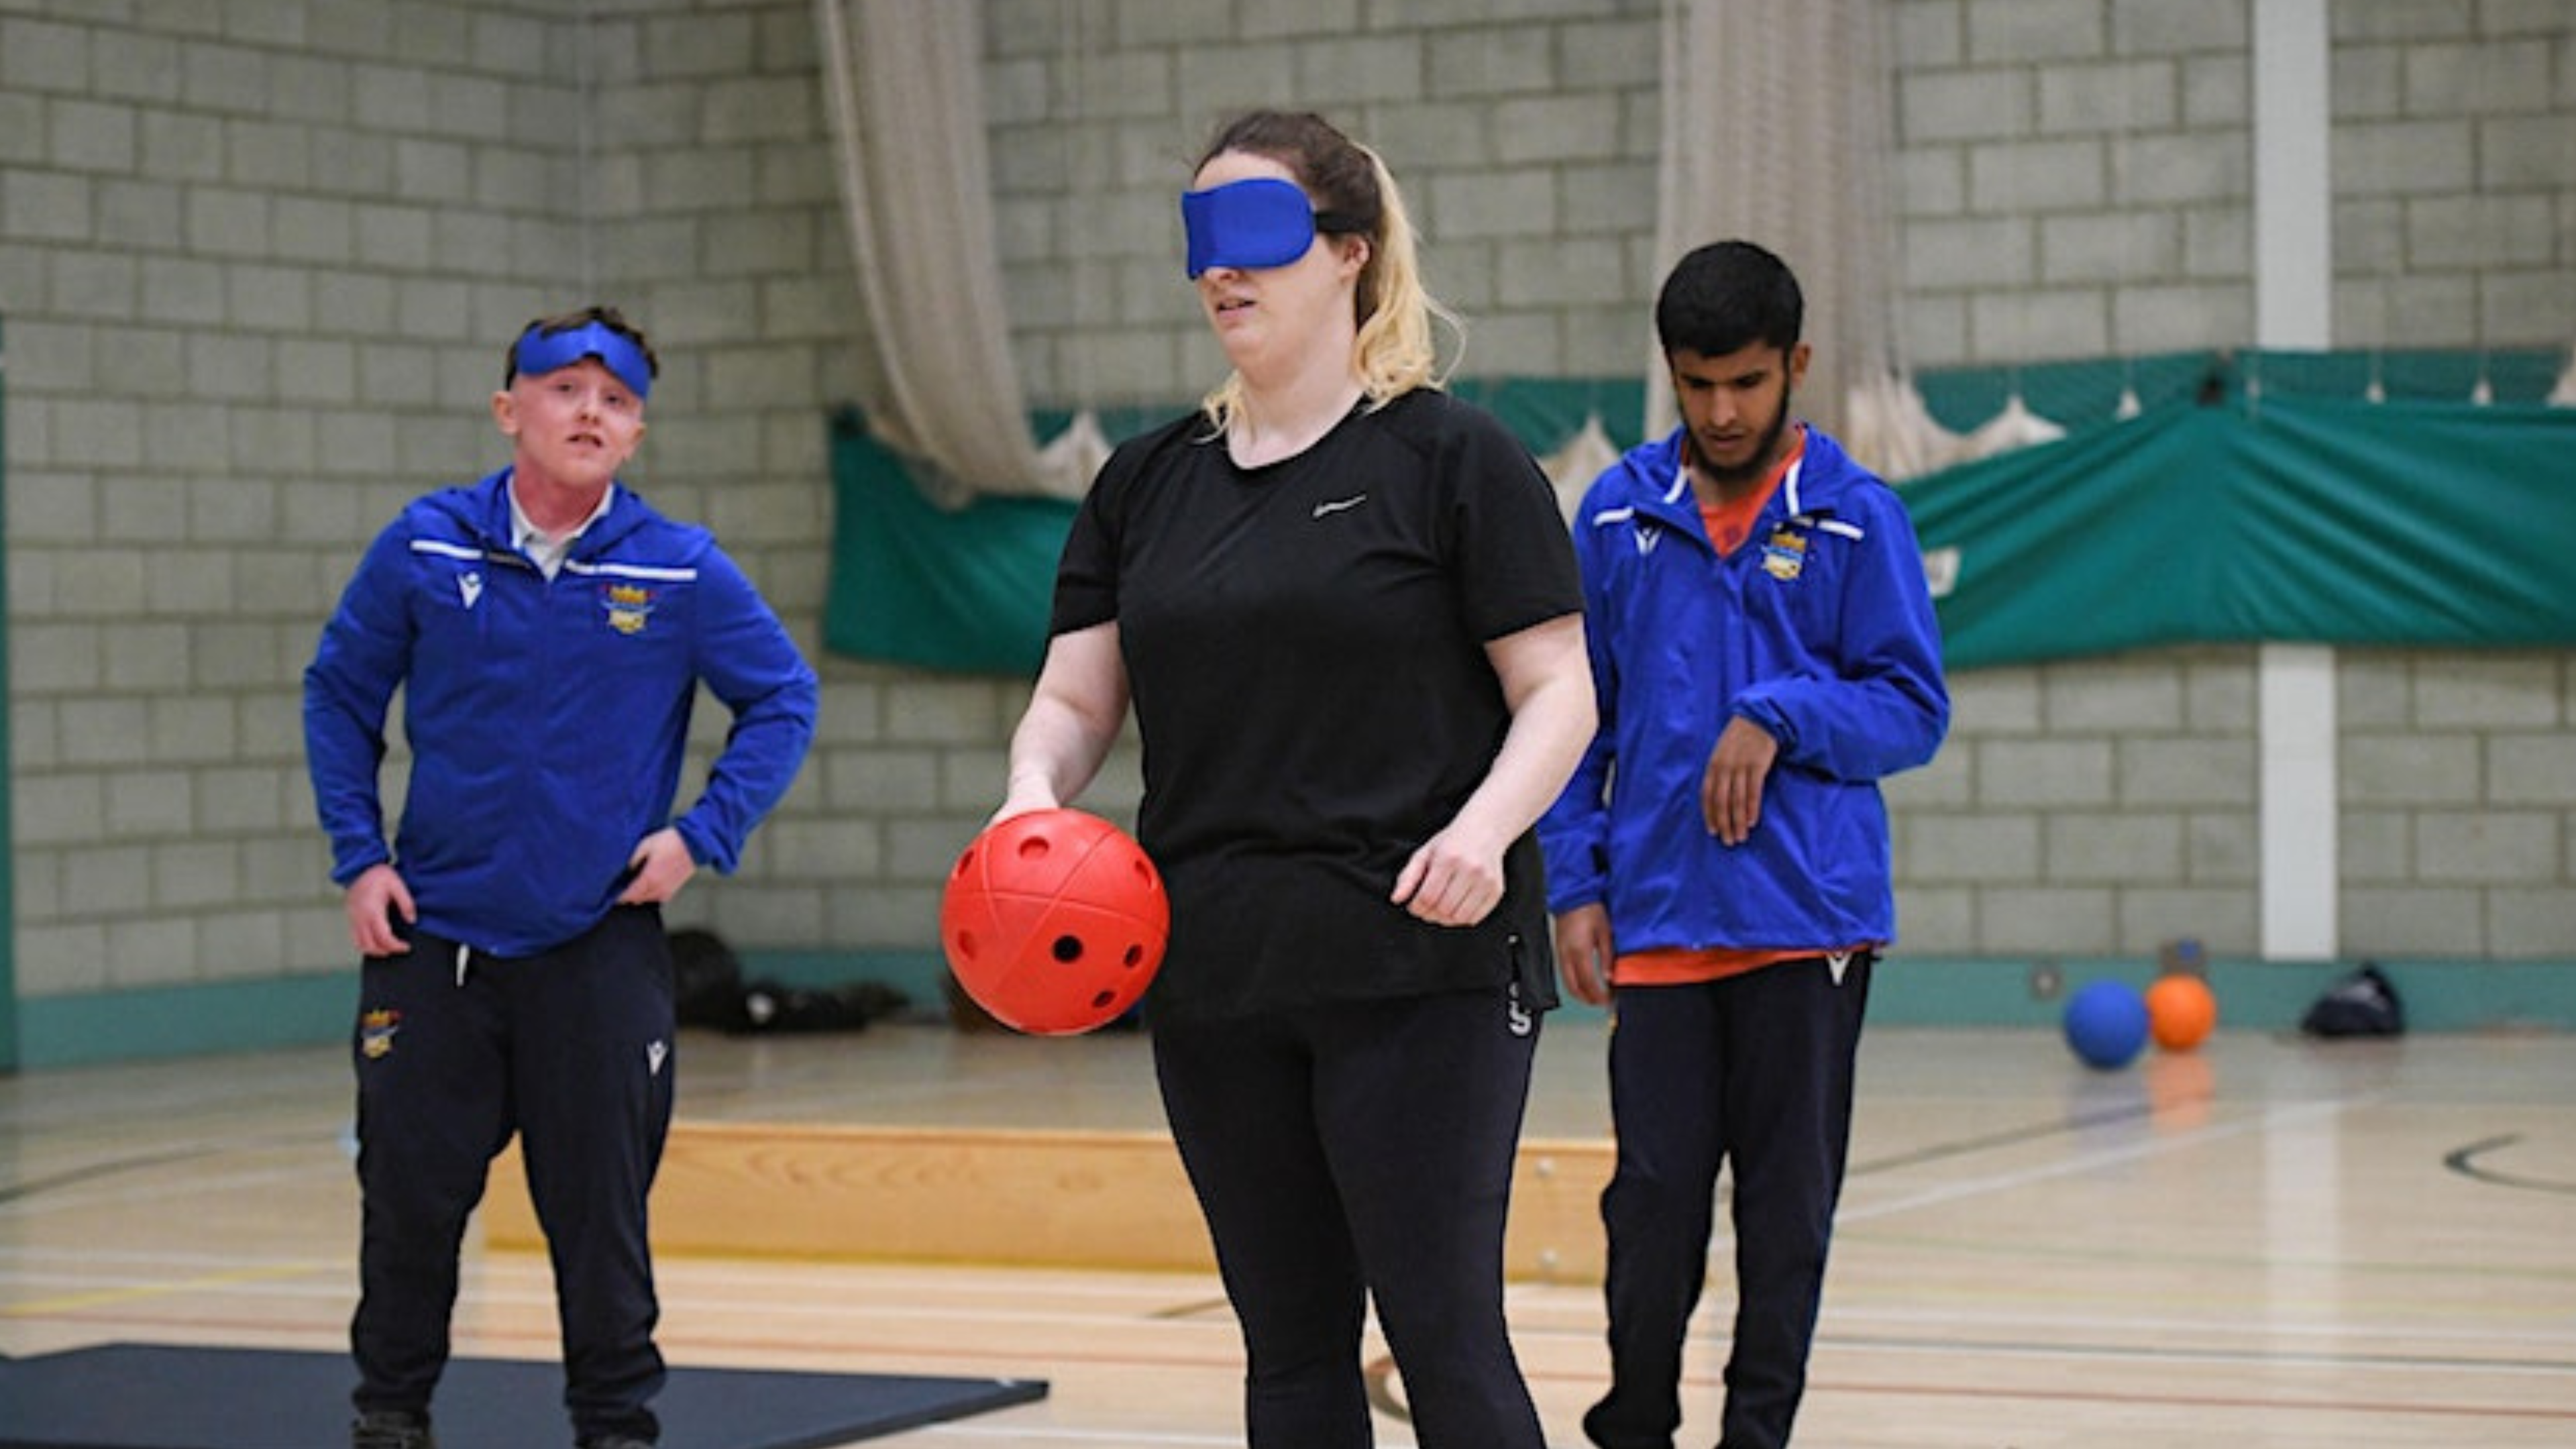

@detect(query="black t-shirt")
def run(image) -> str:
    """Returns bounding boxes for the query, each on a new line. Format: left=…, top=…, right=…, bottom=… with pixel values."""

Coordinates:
left=1051, top=388, right=1583, bottom=1020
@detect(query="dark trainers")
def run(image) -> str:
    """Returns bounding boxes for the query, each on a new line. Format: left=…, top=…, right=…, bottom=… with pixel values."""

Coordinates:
left=351, top=1409, right=436, bottom=1448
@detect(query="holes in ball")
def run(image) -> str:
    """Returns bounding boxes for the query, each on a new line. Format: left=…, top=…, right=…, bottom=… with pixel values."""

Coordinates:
left=1123, top=944, right=1145, bottom=969
left=952, top=929, right=979, bottom=959
left=1015, top=836, right=1054, bottom=861
left=1051, top=934, right=1084, bottom=963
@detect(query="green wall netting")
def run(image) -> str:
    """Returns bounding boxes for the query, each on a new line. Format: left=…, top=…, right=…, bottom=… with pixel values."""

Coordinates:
left=825, top=350, right=2573, bottom=677
left=1906, top=392, right=2576, bottom=668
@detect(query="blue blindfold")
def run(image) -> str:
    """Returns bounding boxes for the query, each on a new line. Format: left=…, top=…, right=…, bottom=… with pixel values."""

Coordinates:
left=1181, top=177, right=1359, bottom=278
left=511, top=319, right=655, bottom=400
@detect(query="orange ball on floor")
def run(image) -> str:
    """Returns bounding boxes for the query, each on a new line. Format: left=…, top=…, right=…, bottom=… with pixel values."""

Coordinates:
left=2145, top=973, right=2217, bottom=1052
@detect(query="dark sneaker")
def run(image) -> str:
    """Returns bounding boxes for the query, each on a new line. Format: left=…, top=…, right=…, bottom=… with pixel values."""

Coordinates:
left=351, top=1409, right=436, bottom=1448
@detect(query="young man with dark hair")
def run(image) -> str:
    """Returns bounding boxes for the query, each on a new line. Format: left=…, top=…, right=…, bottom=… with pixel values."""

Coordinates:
left=1542, top=241, right=1949, bottom=1449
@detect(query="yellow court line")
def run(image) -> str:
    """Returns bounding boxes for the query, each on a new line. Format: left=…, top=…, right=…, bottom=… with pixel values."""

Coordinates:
left=3, top=1260, right=333, bottom=1318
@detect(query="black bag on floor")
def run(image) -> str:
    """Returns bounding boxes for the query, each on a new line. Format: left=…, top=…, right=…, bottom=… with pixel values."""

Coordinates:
left=669, top=925, right=910, bottom=1034
left=2300, top=963, right=2405, bottom=1038
left=669, top=926, right=748, bottom=1028
left=737, top=978, right=910, bottom=1034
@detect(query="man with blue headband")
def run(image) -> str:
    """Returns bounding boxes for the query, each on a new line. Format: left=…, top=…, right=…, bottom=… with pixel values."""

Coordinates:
left=305, top=305, right=818, bottom=1449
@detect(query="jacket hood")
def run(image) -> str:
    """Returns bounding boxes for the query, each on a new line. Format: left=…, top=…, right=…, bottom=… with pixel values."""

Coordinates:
left=1593, top=423, right=1876, bottom=543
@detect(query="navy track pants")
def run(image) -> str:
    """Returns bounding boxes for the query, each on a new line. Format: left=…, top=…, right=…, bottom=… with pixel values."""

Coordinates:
left=349, top=905, right=675, bottom=1444
left=1583, top=953, right=1873, bottom=1449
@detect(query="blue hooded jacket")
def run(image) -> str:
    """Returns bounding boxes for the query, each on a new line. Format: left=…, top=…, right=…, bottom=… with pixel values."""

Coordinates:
left=304, top=469, right=818, bottom=957
left=1538, top=425, right=1947, bottom=953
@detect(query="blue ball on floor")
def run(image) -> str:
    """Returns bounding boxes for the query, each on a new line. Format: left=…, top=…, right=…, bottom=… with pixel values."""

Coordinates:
left=2063, top=979, right=2150, bottom=1070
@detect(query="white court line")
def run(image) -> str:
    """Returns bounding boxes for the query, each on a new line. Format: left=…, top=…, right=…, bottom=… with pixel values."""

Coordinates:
left=1828, top=1301, right=2576, bottom=1348
left=1819, top=1328, right=2576, bottom=1378
left=1840, top=1097, right=2364, bottom=1224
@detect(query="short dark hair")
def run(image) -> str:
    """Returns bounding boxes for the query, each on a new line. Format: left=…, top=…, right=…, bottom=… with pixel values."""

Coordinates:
left=1654, top=240, right=1803, bottom=358
left=503, top=304, right=659, bottom=389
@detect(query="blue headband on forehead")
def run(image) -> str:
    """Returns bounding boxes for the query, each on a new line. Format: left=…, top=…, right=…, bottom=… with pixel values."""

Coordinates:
left=1181, top=177, right=1327, bottom=278
left=511, top=319, right=654, bottom=400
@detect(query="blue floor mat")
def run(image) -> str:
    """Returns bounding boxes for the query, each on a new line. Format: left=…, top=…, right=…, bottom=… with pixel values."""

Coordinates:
left=0, top=1342, right=1046, bottom=1448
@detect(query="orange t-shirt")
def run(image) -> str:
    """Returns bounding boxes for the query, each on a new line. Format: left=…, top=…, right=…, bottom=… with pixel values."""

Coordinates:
left=1696, top=428, right=1805, bottom=556
left=1616, top=943, right=1818, bottom=986
left=1615, top=431, right=1830, bottom=988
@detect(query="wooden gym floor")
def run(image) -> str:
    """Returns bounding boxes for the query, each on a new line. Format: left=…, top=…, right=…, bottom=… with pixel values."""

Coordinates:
left=4, top=1012, right=2573, bottom=1446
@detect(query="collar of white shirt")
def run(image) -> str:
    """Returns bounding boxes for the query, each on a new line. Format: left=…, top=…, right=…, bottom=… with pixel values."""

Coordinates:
left=509, top=482, right=616, bottom=580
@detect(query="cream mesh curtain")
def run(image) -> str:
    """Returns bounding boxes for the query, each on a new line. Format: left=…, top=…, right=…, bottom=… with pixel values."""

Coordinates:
left=819, top=0, right=1972, bottom=499
left=1652, top=0, right=1943, bottom=475
left=815, top=0, right=1097, bottom=502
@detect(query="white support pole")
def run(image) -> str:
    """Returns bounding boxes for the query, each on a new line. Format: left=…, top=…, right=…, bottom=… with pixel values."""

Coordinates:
left=2258, top=643, right=2339, bottom=958
left=2253, top=0, right=2334, bottom=352
left=2251, top=0, right=2339, bottom=961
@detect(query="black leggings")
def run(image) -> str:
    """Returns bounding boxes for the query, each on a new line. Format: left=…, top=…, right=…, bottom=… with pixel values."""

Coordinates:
left=1152, top=988, right=1547, bottom=1449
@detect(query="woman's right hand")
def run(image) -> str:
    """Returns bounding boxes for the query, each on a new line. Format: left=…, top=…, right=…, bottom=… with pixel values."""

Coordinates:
left=989, top=782, right=1062, bottom=827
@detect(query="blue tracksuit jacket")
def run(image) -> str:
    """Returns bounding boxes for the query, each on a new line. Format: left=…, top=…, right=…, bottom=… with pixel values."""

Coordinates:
left=303, top=469, right=818, bottom=957
left=1538, top=425, right=1948, bottom=953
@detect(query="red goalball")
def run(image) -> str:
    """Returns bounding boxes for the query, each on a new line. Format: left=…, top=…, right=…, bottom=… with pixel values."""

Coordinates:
left=940, top=808, right=1169, bottom=1036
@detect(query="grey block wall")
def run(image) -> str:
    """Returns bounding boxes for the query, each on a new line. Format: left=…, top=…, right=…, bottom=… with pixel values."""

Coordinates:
left=1, top=0, right=2571, bottom=1024
left=3, top=1, right=596, bottom=995
left=1886, top=648, right=2264, bottom=959
left=984, top=0, right=1668, bottom=404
